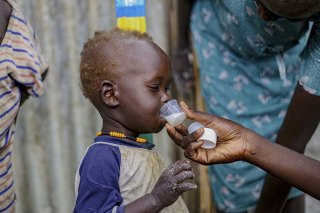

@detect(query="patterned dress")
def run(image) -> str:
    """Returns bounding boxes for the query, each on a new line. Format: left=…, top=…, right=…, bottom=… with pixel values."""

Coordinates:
left=0, top=0, right=48, bottom=211
left=190, top=0, right=320, bottom=212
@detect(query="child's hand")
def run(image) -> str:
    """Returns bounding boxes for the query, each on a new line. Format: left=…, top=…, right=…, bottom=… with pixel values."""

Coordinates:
left=151, top=160, right=197, bottom=209
left=166, top=101, right=253, bottom=165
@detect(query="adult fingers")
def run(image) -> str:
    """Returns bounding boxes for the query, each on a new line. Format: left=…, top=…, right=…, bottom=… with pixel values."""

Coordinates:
left=184, top=141, right=204, bottom=158
left=180, top=101, right=214, bottom=125
left=183, top=141, right=212, bottom=165
left=174, top=124, right=189, bottom=136
left=181, top=101, right=241, bottom=137
left=166, top=124, right=190, bottom=148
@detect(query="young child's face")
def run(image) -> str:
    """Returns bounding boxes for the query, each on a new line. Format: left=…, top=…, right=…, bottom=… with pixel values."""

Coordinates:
left=111, top=39, right=171, bottom=134
left=256, top=0, right=320, bottom=21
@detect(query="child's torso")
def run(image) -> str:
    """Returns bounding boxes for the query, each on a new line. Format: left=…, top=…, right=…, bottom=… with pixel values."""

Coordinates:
left=115, top=143, right=189, bottom=212
left=75, top=137, right=189, bottom=213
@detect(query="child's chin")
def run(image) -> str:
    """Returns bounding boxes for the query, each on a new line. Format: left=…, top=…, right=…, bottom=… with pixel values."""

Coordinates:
left=154, top=124, right=165, bottom=133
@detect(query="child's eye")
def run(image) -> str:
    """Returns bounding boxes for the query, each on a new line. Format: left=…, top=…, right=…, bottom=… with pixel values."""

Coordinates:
left=165, top=86, right=171, bottom=93
left=150, top=85, right=161, bottom=91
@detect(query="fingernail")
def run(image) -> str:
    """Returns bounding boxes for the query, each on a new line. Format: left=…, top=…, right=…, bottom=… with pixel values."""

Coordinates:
left=195, top=129, right=202, bottom=134
left=181, top=101, right=189, bottom=108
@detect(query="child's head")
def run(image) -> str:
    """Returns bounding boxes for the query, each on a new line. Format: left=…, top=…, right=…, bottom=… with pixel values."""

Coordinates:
left=80, top=28, right=172, bottom=135
left=256, top=0, right=320, bottom=21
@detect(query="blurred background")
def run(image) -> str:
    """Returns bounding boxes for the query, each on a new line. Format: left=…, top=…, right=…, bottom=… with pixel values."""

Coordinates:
left=11, top=0, right=320, bottom=212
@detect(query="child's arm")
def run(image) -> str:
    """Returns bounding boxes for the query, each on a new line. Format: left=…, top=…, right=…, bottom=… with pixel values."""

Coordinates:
left=166, top=101, right=320, bottom=199
left=124, top=160, right=197, bottom=213
left=75, top=145, right=196, bottom=213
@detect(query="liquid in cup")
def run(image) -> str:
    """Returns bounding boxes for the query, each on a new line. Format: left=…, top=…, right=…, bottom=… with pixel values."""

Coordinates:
left=164, top=112, right=186, bottom=127
left=160, top=99, right=186, bottom=127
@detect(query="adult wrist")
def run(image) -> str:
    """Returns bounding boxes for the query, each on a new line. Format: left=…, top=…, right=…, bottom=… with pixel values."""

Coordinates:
left=242, top=130, right=260, bottom=162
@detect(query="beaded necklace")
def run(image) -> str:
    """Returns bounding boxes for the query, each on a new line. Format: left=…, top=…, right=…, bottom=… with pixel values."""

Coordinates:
left=96, top=131, right=147, bottom=143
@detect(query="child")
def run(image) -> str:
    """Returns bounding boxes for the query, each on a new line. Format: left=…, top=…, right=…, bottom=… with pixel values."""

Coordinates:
left=0, top=0, right=48, bottom=211
left=74, top=28, right=197, bottom=213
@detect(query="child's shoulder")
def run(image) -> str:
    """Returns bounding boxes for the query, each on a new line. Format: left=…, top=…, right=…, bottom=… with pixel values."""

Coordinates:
left=80, top=142, right=122, bottom=174
left=94, top=135, right=155, bottom=150
left=86, top=141, right=121, bottom=159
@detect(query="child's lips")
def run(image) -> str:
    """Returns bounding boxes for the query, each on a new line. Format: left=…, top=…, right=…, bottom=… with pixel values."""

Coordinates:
left=160, top=116, right=167, bottom=125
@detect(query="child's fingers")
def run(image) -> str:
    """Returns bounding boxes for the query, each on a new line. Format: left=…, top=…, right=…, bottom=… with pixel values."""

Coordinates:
left=175, top=182, right=197, bottom=194
left=167, top=160, right=192, bottom=175
left=174, top=171, right=195, bottom=183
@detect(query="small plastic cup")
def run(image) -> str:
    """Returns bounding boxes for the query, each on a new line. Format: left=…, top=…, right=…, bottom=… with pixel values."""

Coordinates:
left=188, top=122, right=217, bottom=149
left=160, top=99, right=186, bottom=127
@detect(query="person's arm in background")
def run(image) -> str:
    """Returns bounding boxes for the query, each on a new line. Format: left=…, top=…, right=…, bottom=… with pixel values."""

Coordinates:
left=166, top=101, right=320, bottom=199
left=256, top=16, right=320, bottom=212
left=255, top=84, right=320, bottom=212
left=0, top=0, right=48, bottom=107
left=0, top=0, right=11, bottom=42
left=17, top=69, right=49, bottom=106
left=169, top=0, right=195, bottom=97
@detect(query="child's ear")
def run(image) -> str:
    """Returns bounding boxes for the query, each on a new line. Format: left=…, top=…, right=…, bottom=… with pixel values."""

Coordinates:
left=100, top=80, right=119, bottom=107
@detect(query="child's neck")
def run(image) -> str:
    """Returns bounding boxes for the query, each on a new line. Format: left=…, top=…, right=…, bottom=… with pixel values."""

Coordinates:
left=101, top=122, right=138, bottom=138
left=96, top=131, right=147, bottom=143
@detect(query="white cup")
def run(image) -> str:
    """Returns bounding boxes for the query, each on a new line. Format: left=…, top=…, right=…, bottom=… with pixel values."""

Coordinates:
left=160, top=99, right=186, bottom=127
left=187, top=122, right=217, bottom=149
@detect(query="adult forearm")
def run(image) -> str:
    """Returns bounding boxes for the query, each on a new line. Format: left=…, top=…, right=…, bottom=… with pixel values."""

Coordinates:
left=244, top=132, right=320, bottom=199
left=256, top=84, right=320, bottom=211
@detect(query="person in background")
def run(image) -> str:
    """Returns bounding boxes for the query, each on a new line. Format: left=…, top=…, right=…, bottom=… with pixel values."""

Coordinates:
left=74, top=28, right=196, bottom=213
left=0, top=0, right=49, bottom=211
left=166, top=101, right=320, bottom=201
left=174, top=0, right=320, bottom=212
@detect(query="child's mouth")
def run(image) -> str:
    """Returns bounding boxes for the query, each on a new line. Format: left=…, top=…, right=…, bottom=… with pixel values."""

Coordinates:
left=159, top=116, right=167, bottom=126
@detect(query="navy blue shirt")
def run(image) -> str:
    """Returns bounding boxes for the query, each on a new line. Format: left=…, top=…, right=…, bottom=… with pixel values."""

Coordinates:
left=74, top=136, right=154, bottom=213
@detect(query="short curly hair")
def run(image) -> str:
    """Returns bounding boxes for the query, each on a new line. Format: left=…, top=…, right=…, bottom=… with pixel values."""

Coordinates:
left=80, top=28, right=152, bottom=104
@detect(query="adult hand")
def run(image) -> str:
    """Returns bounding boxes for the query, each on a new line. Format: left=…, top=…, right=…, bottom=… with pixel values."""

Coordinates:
left=166, top=101, right=253, bottom=165
left=150, top=159, right=197, bottom=209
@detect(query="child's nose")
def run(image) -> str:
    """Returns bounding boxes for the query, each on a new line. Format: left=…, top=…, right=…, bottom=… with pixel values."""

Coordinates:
left=161, top=92, right=171, bottom=103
